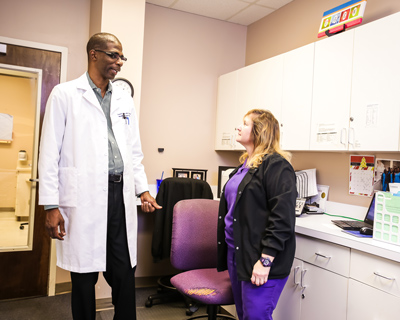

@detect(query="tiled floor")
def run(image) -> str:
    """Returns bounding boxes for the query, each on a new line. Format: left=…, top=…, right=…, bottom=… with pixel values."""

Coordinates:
left=0, top=211, right=29, bottom=247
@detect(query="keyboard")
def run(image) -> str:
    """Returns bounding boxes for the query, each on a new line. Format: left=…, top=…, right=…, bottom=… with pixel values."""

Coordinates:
left=331, top=220, right=371, bottom=230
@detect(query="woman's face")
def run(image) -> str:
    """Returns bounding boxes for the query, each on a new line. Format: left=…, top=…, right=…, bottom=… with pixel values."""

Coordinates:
left=236, top=115, right=254, bottom=148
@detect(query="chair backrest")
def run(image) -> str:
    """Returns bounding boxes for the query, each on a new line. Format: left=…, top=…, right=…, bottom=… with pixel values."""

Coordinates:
left=170, top=199, right=220, bottom=271
left=151, top=177, right=214, bottom=261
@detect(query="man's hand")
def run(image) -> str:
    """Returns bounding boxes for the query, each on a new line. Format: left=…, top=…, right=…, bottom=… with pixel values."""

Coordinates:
left=140, top=191, right=162, bottom=212
left=251, top=255, right=274, bottom=286
left=45, top=208, right=66, bottom=240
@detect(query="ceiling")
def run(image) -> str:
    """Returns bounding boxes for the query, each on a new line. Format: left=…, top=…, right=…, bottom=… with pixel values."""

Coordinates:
left=146, top=0, right=294, bottom=26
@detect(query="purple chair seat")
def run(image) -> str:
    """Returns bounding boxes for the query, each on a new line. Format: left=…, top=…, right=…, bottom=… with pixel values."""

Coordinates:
left=171, top=269, right=233, bottom=306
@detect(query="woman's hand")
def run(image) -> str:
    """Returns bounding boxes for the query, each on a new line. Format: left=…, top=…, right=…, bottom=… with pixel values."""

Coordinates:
left=251, top=255, right=274, bottom=286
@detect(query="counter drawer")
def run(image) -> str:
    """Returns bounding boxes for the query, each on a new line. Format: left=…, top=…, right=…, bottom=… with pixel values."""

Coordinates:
left=295, top=234, right=350, bottom=276
left=350, top=249, right=400, bottom=297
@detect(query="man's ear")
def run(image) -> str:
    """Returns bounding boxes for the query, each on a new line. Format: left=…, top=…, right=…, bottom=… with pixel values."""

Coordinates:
left=89, top=49, right=97, bottom=61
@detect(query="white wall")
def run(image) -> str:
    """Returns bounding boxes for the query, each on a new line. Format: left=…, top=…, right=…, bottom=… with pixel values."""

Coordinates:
left=140, top=4, right=247, bottom=188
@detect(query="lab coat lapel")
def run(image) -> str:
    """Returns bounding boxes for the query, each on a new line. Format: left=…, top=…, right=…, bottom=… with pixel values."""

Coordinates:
left=76, top=74, right=103, bottom=112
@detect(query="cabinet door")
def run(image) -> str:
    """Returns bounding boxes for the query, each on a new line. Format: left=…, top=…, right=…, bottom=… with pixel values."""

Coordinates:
left=215, top=71, right=240, bottom=150
left=235, top=55, right=284, bottom=151
left=273, top=258, right=302, bottom=320
left=350, top=12, right=400, bottom=151
left=281, top=43, right=314, bottom=150
left=347, top=279, right=400, bottom=320
left=310, top=30, right=354, bottom=150
left=236, top=55, right=283, bottom=121
left=300, top=263, right=348, bottom=320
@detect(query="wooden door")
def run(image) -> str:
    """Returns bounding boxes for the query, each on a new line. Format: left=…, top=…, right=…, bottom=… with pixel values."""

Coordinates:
left=0, top=44, right=61, bottom=300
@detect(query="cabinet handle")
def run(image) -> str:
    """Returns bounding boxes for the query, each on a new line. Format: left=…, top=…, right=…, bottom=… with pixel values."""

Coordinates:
left=293, top=266, right=300, bottom=286
left=348, top=127, right=355, bottom=145
left=374, top=272, right=395, bottom=281
left=315, top=252, right=331, bottom=259
left=300, top=269, right=307, bottom=290
left=340, top=128, right=347, bottom=145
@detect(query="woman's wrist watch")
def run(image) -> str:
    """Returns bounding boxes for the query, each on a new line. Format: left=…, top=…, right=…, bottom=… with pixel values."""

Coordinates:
left=260, top=256, right=273, bottom=267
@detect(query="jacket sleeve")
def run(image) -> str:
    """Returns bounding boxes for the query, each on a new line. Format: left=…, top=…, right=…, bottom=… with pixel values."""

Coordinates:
left=261, top=156, right=297, bottom=257
left=38, top=86, right=66, bottom=205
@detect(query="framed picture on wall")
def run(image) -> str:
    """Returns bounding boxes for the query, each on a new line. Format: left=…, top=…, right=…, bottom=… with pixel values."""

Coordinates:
left=175, top=170, right=190, bottom=178
left=191, top=171, right=204, bottom=180
left=172, top=168, right=208, bottom=181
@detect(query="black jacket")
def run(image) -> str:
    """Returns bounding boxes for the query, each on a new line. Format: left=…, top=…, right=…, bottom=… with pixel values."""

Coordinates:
left=151, top=177, right=214, bottom=262
left=217, top=153, right=297, bottom=281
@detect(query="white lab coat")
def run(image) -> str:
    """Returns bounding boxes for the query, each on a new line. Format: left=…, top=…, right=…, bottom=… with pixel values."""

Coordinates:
left=38, top=73, right=149, bottom=273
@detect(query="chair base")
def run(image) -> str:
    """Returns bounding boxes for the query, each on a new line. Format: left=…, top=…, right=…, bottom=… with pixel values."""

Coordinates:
left=145, top=275, right=181, bottom=307
left=185, top=305, right=237, bottom=320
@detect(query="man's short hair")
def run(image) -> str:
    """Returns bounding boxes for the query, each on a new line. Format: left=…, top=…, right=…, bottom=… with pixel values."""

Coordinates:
left=86, top=33, right=121, bottom=56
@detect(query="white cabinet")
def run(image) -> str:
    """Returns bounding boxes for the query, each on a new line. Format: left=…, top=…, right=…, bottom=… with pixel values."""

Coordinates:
left=281, top=43, right=314, bottom=151
left=310, top=30, right=354, bottom=150
left=274, top=235, right=349, bottom=320
left=215, top=70, right=240, bottom=150
left=215, top=12, right=400, bottom=152
left=347, top=280, right=400, bottom=320
left=350, top=12, right=400, bottom=151
left=237, top=54, right=283, bottom=123
left=215, top=55, right=284, bottom=151
left=348, top=250, right=400, bottom=319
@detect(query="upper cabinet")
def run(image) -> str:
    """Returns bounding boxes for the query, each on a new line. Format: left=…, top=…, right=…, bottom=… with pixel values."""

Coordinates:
left=350, top=13, right=400, bottom=151
left=281, top=43, right=314, bottom=151
left=215, top=55, right=284, bottom=151
left=214, top=70, right=240, bottom=150
left=215, top=12, right=400, bottom=152
left=310, top=30, right=355, bottom=151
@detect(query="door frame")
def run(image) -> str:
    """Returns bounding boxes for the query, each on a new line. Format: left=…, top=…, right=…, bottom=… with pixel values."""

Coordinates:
left=0, top=36, right=68, bottom=296
left=0, top=64, right=43, bottom=252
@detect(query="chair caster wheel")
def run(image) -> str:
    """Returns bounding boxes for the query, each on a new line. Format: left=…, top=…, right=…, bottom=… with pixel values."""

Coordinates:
left=145, top=300, right=153, bottom=308
left=186, top=310, right=194, bottom=316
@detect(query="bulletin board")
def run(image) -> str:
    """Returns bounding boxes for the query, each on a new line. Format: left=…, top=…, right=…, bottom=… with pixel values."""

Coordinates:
left=349, top=155, right=375, bottom=197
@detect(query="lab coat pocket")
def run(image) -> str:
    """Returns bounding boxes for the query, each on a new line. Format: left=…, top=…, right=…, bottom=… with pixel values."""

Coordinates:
left=58, top=167, right=78, bottom=207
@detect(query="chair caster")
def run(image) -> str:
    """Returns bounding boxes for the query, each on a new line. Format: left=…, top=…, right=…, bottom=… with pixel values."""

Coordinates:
left=145, top=299, right=153, bottom=308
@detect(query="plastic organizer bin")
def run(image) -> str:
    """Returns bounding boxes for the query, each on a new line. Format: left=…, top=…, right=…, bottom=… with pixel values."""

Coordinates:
left=373, top=191, right=400, bottom=246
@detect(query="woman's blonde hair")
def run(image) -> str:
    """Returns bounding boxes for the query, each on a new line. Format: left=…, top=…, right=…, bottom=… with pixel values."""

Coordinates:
left=239, top=109, right=291, bottom=168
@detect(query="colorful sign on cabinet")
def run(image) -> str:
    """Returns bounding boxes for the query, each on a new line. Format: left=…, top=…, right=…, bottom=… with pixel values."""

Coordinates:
left=318, top=0, right=367, bottom=38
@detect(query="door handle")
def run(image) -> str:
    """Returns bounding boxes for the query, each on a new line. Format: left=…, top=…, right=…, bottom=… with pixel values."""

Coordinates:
left=300, top=269, right=307, bottom=291
left=374, top=272, right=395, bottom=281
left=29, top=178, right=39, bottom=182
left=293, top=266, right=300, bottom=286
left=340, top=128, right=347, bottom=145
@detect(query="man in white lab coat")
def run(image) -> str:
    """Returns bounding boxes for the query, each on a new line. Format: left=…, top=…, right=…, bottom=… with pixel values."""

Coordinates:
left=38, top=33, right=160, bottom=320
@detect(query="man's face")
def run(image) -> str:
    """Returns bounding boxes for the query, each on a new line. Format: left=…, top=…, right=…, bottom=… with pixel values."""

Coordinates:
left=95, top=41, right=125, bottom=81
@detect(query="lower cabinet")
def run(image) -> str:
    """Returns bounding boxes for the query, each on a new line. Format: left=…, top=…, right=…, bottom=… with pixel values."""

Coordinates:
left=347, top=279, right=400, bottom=320
left=273, top=258, right=348, bottom=320
left=275, top=234, right=400, bottom=320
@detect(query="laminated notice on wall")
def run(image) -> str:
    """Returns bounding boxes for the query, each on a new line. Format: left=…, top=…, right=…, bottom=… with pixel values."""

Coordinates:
left=349, top=155, right=375, bottom=197
left=0, top=113, right=13, bottom=141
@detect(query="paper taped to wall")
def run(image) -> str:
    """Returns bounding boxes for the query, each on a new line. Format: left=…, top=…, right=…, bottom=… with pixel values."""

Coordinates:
left=0, top=113, right=13, bottom=140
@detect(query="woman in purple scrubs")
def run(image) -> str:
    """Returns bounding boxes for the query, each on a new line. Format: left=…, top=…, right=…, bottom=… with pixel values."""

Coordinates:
left=217, top=109, right=297, bottom=320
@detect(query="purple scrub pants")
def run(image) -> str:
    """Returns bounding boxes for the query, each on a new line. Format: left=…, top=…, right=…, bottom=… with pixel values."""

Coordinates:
left=227, top=247, right=288, bottom=320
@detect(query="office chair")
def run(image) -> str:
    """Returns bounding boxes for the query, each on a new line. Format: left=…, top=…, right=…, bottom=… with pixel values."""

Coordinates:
left=170, top=199, right=236, bottom=320
left=146, top=177, right=214, bottom=309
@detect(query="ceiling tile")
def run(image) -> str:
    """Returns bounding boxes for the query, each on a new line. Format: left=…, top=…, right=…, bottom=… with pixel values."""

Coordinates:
left=256, top=0, right=293, bottom=10
left=173, top=0, right=249, bottom=21
left=228, top=4, right=274, bottom=25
